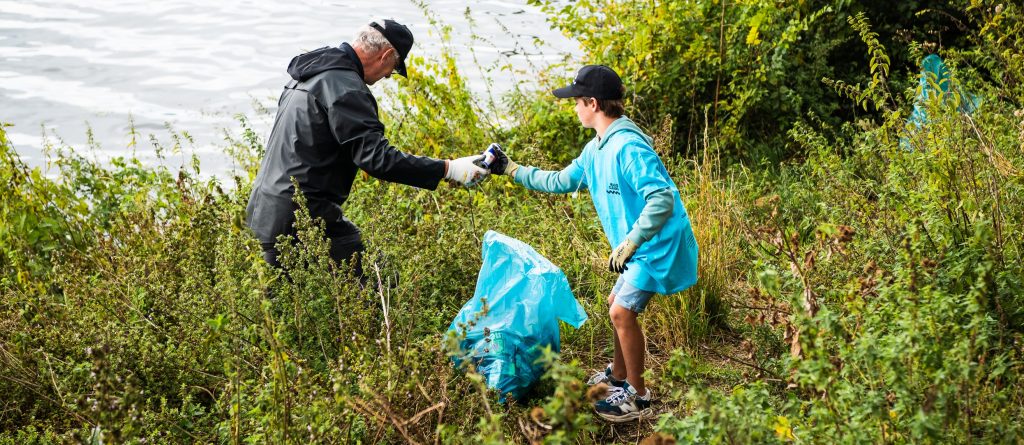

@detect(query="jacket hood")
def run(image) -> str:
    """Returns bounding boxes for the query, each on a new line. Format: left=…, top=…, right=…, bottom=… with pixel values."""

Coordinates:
left=596, top=116, right=653, bottom=151
left=286, top=44, right=363, bottom=82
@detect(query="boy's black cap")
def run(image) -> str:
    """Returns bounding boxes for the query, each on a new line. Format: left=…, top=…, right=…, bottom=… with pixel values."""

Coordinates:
left=369, top=19, right=414, bottom=77
left=552, top=65, right=624, bottom=100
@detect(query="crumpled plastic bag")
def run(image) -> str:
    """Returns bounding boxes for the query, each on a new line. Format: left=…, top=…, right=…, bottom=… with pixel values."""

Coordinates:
left=448, top=230, right=588, bottom=403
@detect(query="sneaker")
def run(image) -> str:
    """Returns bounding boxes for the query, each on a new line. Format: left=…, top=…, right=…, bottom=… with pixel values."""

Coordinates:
left=594, top=381, right=654, bottom=423
left=586, top=364, right=626, bottom=387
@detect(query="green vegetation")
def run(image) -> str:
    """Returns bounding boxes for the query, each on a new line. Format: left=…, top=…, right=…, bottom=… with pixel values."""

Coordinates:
left=2, top=1, right=1023, bottom=443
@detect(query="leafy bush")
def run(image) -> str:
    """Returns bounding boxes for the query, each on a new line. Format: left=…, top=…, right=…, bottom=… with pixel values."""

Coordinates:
left=655, top=8, right=1024, bottom=443
left=532, top=0, right=988, bottom=163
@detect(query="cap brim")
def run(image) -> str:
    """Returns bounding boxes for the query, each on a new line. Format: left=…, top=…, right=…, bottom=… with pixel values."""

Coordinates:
left=396, top=59, right=408, bottom=77
left=551, top=85, right=579, bottom=98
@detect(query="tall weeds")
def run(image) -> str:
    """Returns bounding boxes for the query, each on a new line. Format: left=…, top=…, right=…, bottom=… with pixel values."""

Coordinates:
left=647, top=115, right=738, bottom=351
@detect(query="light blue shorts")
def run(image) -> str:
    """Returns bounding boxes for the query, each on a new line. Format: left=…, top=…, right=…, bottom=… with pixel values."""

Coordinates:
left=612, top=275, right=656, bottom=313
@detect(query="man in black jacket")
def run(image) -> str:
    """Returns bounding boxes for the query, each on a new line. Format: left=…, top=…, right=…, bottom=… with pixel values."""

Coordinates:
left=246, top=18, right=487, bottom=275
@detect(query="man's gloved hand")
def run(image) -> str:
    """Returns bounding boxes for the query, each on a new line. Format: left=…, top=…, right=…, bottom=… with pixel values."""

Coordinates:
left=485, top=143, right=519, bottom=176
left=608, top=239, right=640, bottom=273
left=445, top=155, right=489, bottom=187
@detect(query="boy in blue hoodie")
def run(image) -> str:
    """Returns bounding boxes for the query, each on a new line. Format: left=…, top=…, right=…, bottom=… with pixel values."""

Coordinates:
left=485, top=65, right=699, bottom=422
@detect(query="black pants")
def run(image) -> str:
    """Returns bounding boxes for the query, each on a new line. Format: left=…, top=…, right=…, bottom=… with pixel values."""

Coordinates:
left=261, top=230, right=365, bottom=279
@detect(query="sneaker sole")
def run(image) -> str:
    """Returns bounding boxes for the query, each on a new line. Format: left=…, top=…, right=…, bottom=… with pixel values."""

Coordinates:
left=596, top=407, right=655, bottom=423
left=587, top=380, right=627, bottom=387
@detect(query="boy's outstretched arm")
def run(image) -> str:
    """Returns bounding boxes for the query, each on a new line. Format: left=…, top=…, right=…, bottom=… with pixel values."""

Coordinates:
left=486, top=143, right=586, bottom=194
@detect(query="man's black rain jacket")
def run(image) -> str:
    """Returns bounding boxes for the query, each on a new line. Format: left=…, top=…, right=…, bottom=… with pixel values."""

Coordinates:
left=246, top=43, right=445, bottom=244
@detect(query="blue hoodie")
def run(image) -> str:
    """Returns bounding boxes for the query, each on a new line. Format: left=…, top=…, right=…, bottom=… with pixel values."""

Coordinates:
left=514, top=117, right=699, bottom=294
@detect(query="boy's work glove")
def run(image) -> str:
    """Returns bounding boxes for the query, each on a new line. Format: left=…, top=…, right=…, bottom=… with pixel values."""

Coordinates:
left=446, top=155, right=489, bottom=187
left=608, top=239, right=639, bottom=273
left=483, top=143, right=519, bottom=177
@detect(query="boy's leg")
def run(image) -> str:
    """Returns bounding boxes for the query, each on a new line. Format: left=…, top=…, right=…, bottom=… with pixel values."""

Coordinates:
left=607, top=291, right=628, bottom=382
left=609, top=279, right=656, bottom=395
left=609, top=304, right=646, bottom=395
left=594, top=280, right=656, bottom=422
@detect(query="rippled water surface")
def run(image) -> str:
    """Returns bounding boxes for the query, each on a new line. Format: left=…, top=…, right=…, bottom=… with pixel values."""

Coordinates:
left=0, top=0, right=577, bottom=175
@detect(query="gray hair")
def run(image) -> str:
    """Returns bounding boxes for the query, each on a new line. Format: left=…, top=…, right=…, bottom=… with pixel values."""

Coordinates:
left=352, top=22, right=396, bottom=56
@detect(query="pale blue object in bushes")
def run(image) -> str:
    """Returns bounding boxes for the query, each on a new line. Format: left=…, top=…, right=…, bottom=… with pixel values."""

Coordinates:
left=902, top=54, right=982, bottom=150
left=448, top=230, right=588, bottom=403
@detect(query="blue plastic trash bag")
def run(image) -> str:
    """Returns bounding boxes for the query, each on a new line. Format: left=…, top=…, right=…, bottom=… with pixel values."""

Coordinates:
left=447, top=230, right=588, bottom=403
left=902, top=54, right=982, bottom=150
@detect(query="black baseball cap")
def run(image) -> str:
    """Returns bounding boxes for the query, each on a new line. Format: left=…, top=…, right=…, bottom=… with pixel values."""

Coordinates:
left=552, top=65, right=624, bottom=99
left=369, top=19, right=414, bottom=77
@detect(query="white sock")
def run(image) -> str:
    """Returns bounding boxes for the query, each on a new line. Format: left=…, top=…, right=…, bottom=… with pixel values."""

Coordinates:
left=636, top=389, right=651, bottom=400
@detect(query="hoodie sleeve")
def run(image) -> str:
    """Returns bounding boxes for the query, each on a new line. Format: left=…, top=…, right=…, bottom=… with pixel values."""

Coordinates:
left=512, top=153, right=588, bottom=193
left=328, top=90, right=446, bottom=189
left=513, top=165, right=587, bottom=193
left=626, top=189, right=674, bottom=245
left=620, top=142, right=677, bottom=245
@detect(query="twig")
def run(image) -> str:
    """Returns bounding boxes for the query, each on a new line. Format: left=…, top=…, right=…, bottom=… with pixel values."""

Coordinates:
left=433, top=396, right=446, bottom=445
left=403, top=402, right=445, bottom=427
left=964, top=114, right=1019, bottom=177
left=728, top=303, right=791, bottom=315
left=467, top=189, right=481, bottom=243
left=700, top=344, right=780, bottom=380
left=350, top=395, right=421, bottom=445
left=44, top=353, right=65, bottom=405
left=0, top=373, right=94, bottom=425
left=375, top=262, right=392, bottom=355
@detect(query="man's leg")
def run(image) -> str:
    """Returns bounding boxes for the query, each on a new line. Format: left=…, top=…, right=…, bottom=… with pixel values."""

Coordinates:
left=609, top=304, right=646, bottom=395
left=260, top=241, right=292, bottom=300
left=326, top=216, right=366, bottom=282
left=328, top=232, right=365, bottom=282
left=261, top=242, right=283, bottom=269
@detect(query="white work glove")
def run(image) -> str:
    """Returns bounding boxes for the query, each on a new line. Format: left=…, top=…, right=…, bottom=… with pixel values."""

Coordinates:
left=445, top=155, right=489, bottom=187
left=608, top=238, right=640, bottom=273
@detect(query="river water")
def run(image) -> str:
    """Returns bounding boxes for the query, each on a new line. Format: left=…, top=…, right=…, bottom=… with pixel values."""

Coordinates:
left=0, top=0, right=578, bottom=176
